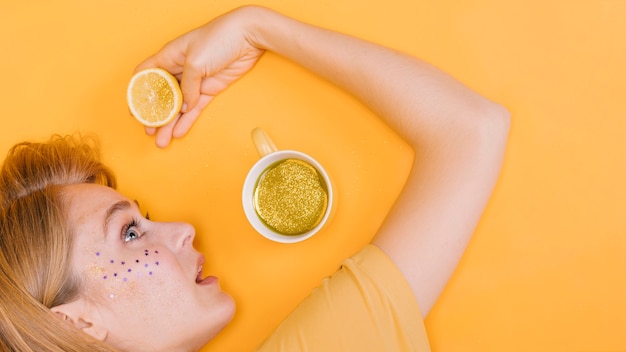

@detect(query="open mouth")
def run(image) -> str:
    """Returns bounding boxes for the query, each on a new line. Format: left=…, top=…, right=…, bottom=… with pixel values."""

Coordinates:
left=195, top=255, right=217, bottom=286
left=196, top=264, right=204, bottom=283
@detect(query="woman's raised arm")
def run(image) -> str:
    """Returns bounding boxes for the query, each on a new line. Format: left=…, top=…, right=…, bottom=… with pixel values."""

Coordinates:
left=137, top=5, right=510, bottom=315
left=253, top=7, right=510, bottom=316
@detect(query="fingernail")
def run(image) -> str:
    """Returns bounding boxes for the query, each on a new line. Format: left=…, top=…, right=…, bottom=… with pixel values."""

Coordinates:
left=181, top=103, right=188, bottom=113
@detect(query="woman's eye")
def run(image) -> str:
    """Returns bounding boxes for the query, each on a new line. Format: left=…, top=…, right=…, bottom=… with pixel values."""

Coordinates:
left=124, top=226, right=141, bottom=242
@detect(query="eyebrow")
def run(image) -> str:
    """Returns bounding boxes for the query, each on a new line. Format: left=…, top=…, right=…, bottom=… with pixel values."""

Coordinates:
left=103, top=200, right=132, bottom=236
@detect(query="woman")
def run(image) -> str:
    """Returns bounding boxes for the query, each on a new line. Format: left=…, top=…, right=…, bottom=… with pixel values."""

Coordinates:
left=0, top=5, right=509, bottom=351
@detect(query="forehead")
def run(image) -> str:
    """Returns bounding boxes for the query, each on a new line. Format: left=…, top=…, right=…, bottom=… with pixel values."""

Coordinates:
left=62, top=183, right=128, bottom=227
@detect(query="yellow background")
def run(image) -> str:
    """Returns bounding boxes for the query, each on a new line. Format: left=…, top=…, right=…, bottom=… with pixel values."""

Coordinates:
left=1, top=0, right=624, bottom=351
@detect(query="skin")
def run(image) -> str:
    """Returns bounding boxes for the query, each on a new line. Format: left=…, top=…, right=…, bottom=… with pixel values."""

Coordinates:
left=137, top=5, right=510, bottom=315
left=52, top=183, right=235, bottom=351
left=50, top=5, right=509, bottom=352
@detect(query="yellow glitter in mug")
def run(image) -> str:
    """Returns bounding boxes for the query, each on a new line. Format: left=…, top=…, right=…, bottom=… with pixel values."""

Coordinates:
left=253, top=159, right=328, bottom=235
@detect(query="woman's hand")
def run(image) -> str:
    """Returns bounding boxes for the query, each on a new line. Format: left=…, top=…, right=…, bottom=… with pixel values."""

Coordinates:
left=135, top=5, right=510, bottom=315
left=134, top=7, right=265, bottom=148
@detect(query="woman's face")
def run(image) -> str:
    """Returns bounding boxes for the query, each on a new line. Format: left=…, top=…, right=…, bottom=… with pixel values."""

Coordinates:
left=62, top=183, right=235, bottom=351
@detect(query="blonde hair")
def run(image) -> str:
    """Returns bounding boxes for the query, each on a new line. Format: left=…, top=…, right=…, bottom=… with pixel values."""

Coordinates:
left=0, top=135, right=120, bottom=351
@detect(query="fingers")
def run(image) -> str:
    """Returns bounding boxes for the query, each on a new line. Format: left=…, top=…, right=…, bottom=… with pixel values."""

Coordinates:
left=154, top=119, right=177, bottom=148
left=146, top=94, right=212, bottom=148
left=179, top=60, right=204, bottom=113
left=173, top=95, right=214, bottom=138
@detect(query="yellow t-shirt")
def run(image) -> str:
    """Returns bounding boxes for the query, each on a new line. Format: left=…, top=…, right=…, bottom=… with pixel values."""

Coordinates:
left=256, top=244, right=431, bottom=351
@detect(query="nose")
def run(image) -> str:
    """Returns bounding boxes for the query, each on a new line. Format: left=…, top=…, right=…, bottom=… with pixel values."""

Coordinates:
left=161, top=221, right=196, bottom=251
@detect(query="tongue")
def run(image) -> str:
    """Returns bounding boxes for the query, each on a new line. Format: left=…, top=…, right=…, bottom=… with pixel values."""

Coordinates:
left=197, top=276, right=217, bottom=286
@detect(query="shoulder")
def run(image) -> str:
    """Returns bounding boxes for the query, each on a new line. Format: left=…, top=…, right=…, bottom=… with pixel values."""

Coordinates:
left=257, top=245, right=431, bottom=352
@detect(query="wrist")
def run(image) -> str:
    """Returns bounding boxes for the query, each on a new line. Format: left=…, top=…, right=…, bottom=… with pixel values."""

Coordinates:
left=236, top=5, right=295, bottom=53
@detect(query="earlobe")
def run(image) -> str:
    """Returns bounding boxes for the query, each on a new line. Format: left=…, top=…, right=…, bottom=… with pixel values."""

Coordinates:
left=51, top=299, right=108, bottom=341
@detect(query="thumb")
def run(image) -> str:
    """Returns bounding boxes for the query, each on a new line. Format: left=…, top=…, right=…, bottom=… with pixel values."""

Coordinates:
left=133, top=55, right=160, bottom=74
left=179, top=63, right=203, bottom=113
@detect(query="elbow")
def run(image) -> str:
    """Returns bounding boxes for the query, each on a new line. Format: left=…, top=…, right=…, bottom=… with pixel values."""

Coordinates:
left=491, top=102, right=511, bottom=138
left=492, top=102, right=511, bottom=132
left=475, top=101, right=511, bottom=153
left=492, top=102, right=511, bottom=145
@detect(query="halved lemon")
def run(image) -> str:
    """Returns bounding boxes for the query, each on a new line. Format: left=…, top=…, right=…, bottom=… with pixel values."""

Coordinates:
left=127, top=68, right=183, bottom=127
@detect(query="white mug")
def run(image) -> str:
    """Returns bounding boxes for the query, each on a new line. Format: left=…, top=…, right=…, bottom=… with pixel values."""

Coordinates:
left=242, top=128, right=334, bottom=243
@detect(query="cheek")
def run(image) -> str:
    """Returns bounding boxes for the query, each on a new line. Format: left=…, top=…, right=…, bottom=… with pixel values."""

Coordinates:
left=85, top=249, right=164, bottom=299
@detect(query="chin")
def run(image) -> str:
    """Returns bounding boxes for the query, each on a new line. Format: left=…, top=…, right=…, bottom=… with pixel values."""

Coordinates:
left=200, top=293, right=237, bottom=344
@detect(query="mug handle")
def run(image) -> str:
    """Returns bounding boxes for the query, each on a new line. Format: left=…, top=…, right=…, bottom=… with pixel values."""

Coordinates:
left=251, top=127, right=278, bottom=157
